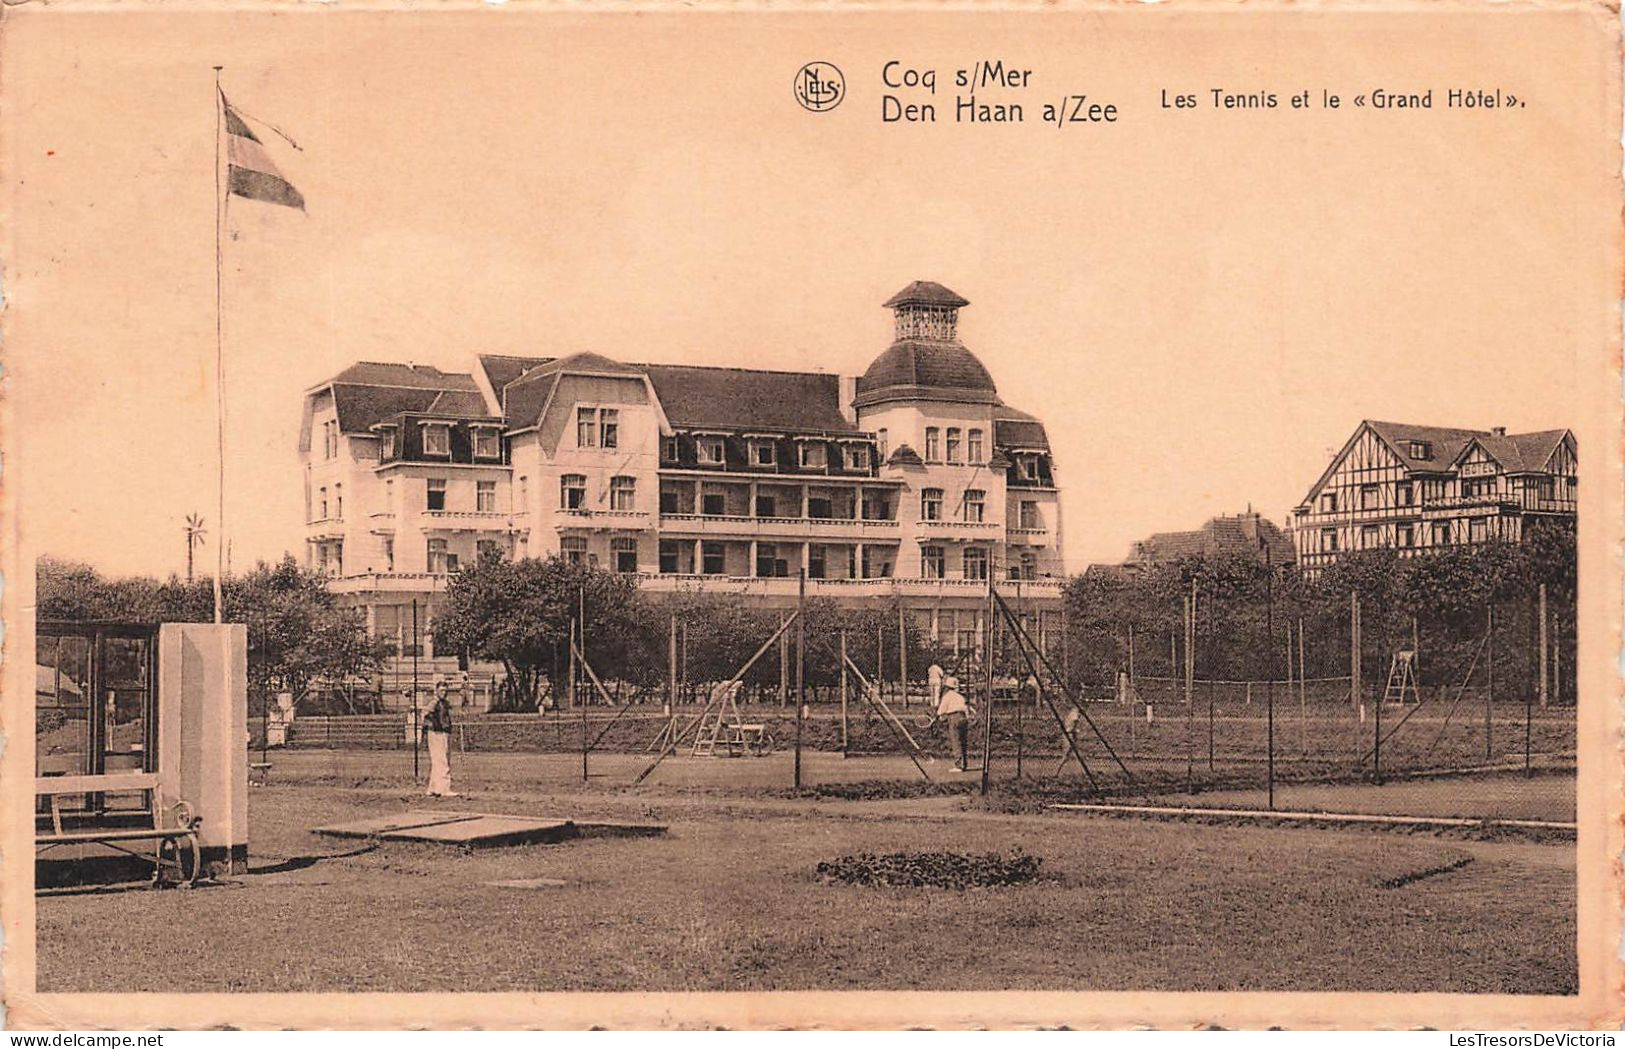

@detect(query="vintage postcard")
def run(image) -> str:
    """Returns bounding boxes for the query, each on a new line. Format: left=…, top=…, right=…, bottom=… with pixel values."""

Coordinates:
left=1, top=0, right=1619, bottom=1031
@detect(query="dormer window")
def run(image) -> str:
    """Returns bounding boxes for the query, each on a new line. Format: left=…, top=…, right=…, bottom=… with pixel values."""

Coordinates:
left=472, top=426, right=501, bottom=460
left=323, top=420, right=340, bottom=460
left=697, top=435, right=725, bottom=465
left=750, top=440, right=777, bottom=468
left=1015, top=455, right=1039, bottom=481
left=422, top=422, right=451, bottom=457
left=661, top=436, right=680, bottom=463
left=1408, top=440, right=1431, bottom=459
left=846, top=445, right=871, bottom=470
left=798, top=442, right=827, bottom=469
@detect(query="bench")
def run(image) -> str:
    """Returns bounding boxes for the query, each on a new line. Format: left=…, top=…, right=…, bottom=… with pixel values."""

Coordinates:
left=35, top=772, right=203, bottom=887
left=720, top=723, right=773, bottom=756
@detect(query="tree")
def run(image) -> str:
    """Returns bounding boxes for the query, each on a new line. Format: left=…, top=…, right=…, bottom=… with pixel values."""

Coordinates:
left=36, top=555, right=386, bottom=713
left=432, top=554, right=641, bottom=710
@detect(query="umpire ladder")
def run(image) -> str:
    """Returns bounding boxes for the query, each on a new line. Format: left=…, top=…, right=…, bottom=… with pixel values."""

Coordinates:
left=1382, top=650, right=1421, bottom=706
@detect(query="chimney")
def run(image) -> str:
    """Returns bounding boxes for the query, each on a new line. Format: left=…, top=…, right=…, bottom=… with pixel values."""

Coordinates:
left=1491, top=426, right=1507, bottom=436
left=838, top=374, right=858, bottom=424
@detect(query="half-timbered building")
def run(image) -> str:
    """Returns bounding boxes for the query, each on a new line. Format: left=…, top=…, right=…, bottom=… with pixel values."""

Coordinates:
left=1290, top=420, right=1577, bottom=576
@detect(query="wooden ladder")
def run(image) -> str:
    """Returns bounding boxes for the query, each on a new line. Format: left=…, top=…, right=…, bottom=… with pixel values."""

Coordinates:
left=691, top=681, right=744, bottom=756
left=1382, top=651, right=1420, bottom=705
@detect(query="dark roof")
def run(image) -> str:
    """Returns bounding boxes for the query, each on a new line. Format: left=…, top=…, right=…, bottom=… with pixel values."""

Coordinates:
left=1471, top=430, right=1569, bottom=473
left=477, top=354, right=552, bottom=396
left=328, top=362, right=479, bottom=392
left=1365, top=421, right=1486, bottom=472
left=883, top=281, right=970, bottom=309
left=641, top=364, right=861, bottom=434
left=329, top=384, right=441, bottom=434
left=886, top=443, right=925, bottom=467
left=854, top=340, right=998, bottom=405
left=1128, top=513, right=1295, bottom=566
left=503, top=371, right=561, bottom=431
left=994, top=416, right=1049, bottom=451
left=519, top=352, right=645, bottom=380
left=423, top=390, right=496, bottom=418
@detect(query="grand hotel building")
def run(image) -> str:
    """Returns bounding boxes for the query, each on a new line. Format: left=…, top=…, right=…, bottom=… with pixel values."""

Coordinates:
left=299, top=282, right=1065, bottom=664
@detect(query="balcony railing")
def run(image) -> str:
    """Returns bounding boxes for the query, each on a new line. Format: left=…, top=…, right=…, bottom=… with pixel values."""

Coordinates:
left=634, top=573, right=1064, bottom=599
left=658, top=513, right=901, bottom=539
left=554, top=508, right=653, bottom=531
left=420, top=510, right=516, bottom=530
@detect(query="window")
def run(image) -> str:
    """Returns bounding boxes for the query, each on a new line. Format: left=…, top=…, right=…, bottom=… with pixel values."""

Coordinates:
left=1432, top=522, right=1451, bottom=546
left=1360, top=484, right=1379, bottom=511
left=862, top=492, right=891, bottom=521
left=319, top=487, right=329, bottom=520
left=751, top=440, right=776, bottom=468
left=1360, top=524, right=1379, bottom=549
left=756, top=543, right=779, bottom=578
left=426, top=478, right=446, bottom=511
left=577, top=408, right=596, bottom=448
left=1016, top=455, right=1039, bottom=481
left=1320, top=528, right=1339, bottom=552
left=962, top=489, right=985, bottom=523
left=922, top=545, right=945, bottom=579
left=924, top=428, right=941, bottom=461
left=423, top=423, right=451, bottom=457
left=323, top=420, right=339, bottom=459
left=921, top=488, right=943, bottom=521
left=659, top=541, right=680, bottom=574
left=427, top=538, right=451, bottom=573
left=877, top=429, right=888, bottom=460
left=846, top=445, right=870, bottom=470
left=476, top=481, right=497, bottom=512
left=861, top=547, right=892, bottom=579
left=662, top=436, right=680, bottom=463
left=808, top=545, right=827, bottom=579
left=806, top=495, right=833, bottom=519
left=799, top=442, right=827, bottom=469
left=609, top=476, right=636, bottom=512
left=1408, top=440, right=1431, bottom=459
left=380, top=426, right=398, bottom=459
left=1394, top=481, right=1414, bottom=507
left=755, top=494, right=776, bottom=518
left=1470, top=517, right=1489, bottom=543
left=967, top=429, right=984, bottom=463
left=473, top=427, right=501, bottom=460
left=599, top=409, right=619, bottom=449
left=963, top=547, right=989, bottom=581
left=661, top=487, right=682, bottom=515
left=1422, top=478, right=1447, bottom=501
left=702, top=491, right=726, bottom=515
left=477, top=539, right=505, bottom=562
left=334, top=484, right=344, bottom=519
left=383, top=536, right=394, bottom=572
left=697, top=436, right=725, bottom=465
left=946, top=428, right=962, bottom=463
left=561, top=536, right=588, bottom=565
left=560, top=474, right=586, bottom=510
left=1397, top=524, right=1415, bottom=548
left=612, top=537, right=638, bottom=574
left=1016, top=551, right=1038, bottom=580
left=701, top=542, right=726, bottom=575
left=1320, top=492, right=1338, bottom=513
left=1019, top=500, right=1041, bottom=529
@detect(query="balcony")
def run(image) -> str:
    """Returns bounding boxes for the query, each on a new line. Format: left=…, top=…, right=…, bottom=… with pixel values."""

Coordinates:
left=916, top=519, right=1002, bottom=540
left=554, top=508, right=654, bottom=533
left=634, top=574, right=1064, bottom=601
left=658, top=513, right=901, bottom=540
left=368, top=512, right=395, bottom=535
left=328, top=572, right=451, bottom=595
left=1007, top=526, right=1049, bottom=542
left=306, top=519, right=345, bottom=541
left=420, top=511, right=516, bottom=532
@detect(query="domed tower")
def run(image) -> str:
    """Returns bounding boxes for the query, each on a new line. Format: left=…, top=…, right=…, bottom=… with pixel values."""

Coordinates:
left=852, top=282, right=999, bottom=410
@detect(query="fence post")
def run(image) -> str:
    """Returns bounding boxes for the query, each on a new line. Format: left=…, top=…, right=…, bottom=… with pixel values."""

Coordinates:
left=898, top=604, right=910, bottom=711
left=839, top=631, right=850, bottom=757
left=1485, top=605, right=1494, bottom=762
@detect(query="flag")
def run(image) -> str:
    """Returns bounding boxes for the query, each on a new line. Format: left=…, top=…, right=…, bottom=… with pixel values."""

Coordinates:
left=222, top=94, right=304, bottom=211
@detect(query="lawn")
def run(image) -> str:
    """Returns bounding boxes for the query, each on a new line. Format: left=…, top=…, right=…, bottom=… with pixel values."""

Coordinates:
left=34, top=757, right=1576, bottom=995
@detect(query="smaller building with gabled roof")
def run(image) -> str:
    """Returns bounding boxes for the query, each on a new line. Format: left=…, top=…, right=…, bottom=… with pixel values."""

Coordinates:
left=1289, top=419, right=1576, bottom=575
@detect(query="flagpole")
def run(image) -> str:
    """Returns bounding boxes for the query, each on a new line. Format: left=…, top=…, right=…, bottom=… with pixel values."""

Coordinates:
left=213, top=66, right=226, bottom=625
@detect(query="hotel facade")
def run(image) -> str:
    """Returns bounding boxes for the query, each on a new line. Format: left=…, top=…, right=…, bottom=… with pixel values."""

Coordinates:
left=1290, top=420, right=1577, bottom=576
left=299, top=282, right=1066, bottom=664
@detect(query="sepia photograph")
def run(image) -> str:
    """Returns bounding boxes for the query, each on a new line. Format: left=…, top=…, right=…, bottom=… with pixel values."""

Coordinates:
left=2, top=2, right=1619, bottom=1031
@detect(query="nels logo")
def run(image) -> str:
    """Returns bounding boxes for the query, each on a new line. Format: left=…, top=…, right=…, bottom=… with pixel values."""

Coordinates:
left=794, top=62, right=845, bottom=112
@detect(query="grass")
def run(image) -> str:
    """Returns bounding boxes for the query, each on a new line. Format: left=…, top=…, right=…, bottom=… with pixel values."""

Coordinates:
left=34, top=757, right=1576, bottom=995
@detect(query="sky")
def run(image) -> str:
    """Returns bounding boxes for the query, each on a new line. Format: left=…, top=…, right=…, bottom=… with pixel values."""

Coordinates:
left=4, top=7, right=1613, bottom=580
